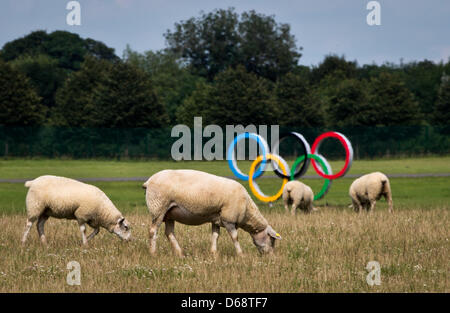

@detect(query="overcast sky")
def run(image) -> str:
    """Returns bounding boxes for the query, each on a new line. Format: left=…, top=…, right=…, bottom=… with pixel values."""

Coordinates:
left=1, top=0, right=449, bottom=66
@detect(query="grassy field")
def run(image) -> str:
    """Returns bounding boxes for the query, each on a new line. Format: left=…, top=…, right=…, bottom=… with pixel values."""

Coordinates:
left=1, top=156, right=449, bottom=179
left=0, top=157, right=448, bottom=292
left=0, top=209, right=448, bottom=292
left=0, top=156, right=449, bottom=214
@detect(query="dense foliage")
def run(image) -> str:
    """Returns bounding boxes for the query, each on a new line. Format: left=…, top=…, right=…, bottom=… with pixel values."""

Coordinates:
left=0, top=9, right=448, bottom=158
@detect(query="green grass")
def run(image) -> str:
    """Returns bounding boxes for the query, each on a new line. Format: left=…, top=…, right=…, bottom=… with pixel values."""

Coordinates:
left=0, top=157, right=448, bottom=292
left=0, top=157, right=449, bottom=214
left=1, top=177, right=448, bottom=215
left=254, top=176, right=450, bottom=209
left=0, top=156, right=449, bottom=179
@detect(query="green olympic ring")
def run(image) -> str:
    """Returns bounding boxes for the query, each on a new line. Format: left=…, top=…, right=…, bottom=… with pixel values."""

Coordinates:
left=291, top=154, right=332, bottom=201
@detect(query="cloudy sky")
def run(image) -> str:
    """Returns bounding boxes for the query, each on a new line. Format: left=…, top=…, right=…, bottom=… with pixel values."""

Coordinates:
left=1, top=0, right=449, bottom=66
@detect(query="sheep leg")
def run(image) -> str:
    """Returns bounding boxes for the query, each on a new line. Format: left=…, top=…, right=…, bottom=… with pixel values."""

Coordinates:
left=369, top=200, right=376, bottom=213
left=291, top=203, right=297, bottom=216
left=22, top=218, right=35, bottom=244
left=78, top=222, right=88, bottom=246
left=210, top=223, right=220, bottom=255
left=307, top=202, right=314, bottom=213
left=37, top=215, right=49, bottom=245
left=352, top=198, right=363, bottom=213
left=223, top=222, right=243, bottom=256
left=385, top=191, right=394, bottom=213
left=87, top=228, right=100, bottom=242
left=284, top=198, right=289, bottom=213
left=149, top=215, right=165, bottom=255
left=164, top=220, right=183, bottom=257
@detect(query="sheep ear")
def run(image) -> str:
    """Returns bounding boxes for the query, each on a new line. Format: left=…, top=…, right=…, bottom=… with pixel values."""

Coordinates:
left=267, top=226, right=282, bottom=240
left=118, top=217, right=125, bottom=225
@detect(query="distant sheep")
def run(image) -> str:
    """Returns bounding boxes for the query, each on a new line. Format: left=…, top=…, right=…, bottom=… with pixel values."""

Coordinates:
left=22, top=175, right=131, bottom=246
left=282, top=181, right=315, bottom=215
left=142, top=169, right=282, bottom=257
left=349, top=172, right=393, bottom=213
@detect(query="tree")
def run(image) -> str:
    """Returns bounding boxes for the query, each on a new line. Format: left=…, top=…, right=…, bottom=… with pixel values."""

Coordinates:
left=123, top=46, right=203, bottom=125
left=327, top=78, right=372, bottom=127
left=53, top=56, right=168, bottom=128
left=176, top=65, right=278, bottom=126
left=9, top=54, right=66, bottom=109
left=1, top=30, right=119, bottom=71
left=368, top=72, right=422, bottom=126
left=52, top=56, right=108, bottom=126
left=433, top=73, right=450, bottom=131
left=400, top=60, right=444, bottom=122
left=0, top=60, right=45, bottom=126
left=1, top=30, right=119, bottom=119
left=94, top=61, right=169, bottom=128
left=165, top=8, right=301, bottom=81
left=40, top=30, right=86, bottom=71
left=237, top=10, right=300, bottom=81
left=176, top=81, right=214, bottom=126
left=84, top=38, right=119, bottom=61
left=311, top=55, right=357, bottom=84
left=0, top=60, right=46, bottom=156
left=0, top=30, right=48, bottom=61
left=275, top=72, right=324, bottom=127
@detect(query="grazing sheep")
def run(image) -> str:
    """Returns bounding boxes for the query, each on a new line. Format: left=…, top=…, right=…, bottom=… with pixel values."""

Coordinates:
left=282, top=181, right=314, bottom=215
left=349, top=172, right=393, bottom=213
left=22, top=175, right=131, bottom=246
left=142, top=169, right=282, bottom=257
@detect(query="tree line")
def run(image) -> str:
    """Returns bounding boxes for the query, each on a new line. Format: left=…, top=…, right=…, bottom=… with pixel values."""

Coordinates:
left=0, top=8, right=449, bottom=158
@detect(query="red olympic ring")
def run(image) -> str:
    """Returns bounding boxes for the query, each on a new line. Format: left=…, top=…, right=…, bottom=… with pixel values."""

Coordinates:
left=311, top=131, right=353, bottom=180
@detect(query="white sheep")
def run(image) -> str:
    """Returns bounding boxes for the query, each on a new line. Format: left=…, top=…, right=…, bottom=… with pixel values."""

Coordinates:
left=22, top=175, right=131, bottom=246
left=349, top=172, right=393, bottom=213
left=142, top=169, right=282, bottom=257
left=282, top=181, right=315, bottom=215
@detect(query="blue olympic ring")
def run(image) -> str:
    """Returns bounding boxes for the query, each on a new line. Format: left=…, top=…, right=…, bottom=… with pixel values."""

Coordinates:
left=227, top=133, right=269, bottom=181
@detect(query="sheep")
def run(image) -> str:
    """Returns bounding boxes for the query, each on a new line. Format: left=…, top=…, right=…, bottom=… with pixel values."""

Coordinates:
left=142, top=169, right=282, bottom=257
left=282, top=181, right=315, bottom=215
left=22, top=175, right=131, bottom=246
left=349, top=172, right=393, bottom=213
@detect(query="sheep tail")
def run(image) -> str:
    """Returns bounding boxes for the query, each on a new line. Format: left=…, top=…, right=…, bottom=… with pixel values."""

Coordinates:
left=381, top=179, right=394, bottom=213
left=381, top=179, right=389, bottom=195
left=24, top=180, right=34, bottom=188
left=142, top=179, right=151, bottom=189
left=286, top=185, right=292, bottom=193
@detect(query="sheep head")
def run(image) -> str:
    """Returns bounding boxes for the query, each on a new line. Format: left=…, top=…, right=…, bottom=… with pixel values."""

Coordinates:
left=251, top=225, right=282, bottom=254
left=112, top=217, right=131, bottom=241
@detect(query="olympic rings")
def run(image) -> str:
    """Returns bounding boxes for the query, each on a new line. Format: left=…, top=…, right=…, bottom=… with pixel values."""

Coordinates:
left=272, top=132, right=311, bottom=180
left=311, top=132, right=354, bottom=179
left=291, top=154, right=332, bottom=200
left=227, top=131, right=353, bottom=203
left=249, top=154, right=288, bottom=202
left=227, top=132, right=269, bottom=181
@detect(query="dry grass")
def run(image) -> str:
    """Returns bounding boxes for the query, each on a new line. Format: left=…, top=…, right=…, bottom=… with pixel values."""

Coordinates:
left=0, top=207, right=448, bottom=293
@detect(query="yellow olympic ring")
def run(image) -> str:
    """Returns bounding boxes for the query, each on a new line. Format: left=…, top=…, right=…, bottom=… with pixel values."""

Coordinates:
left=249, top=154, right=288, bottom=202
